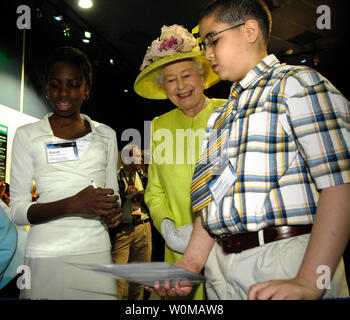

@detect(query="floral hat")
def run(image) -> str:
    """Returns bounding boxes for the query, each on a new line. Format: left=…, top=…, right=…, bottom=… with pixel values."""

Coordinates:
left=134, top=24, right=220, bottom=100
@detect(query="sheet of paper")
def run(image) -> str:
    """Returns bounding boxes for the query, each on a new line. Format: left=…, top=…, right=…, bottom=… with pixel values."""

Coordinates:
left=67, top=262, right=205, bottom=286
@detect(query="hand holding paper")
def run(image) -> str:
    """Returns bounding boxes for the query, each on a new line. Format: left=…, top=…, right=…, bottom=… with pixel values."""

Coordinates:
left=68, top=262, right=205, bottom=288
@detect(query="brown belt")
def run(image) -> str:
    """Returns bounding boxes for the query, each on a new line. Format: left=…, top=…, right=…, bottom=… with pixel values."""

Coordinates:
left=216, top=225, right=312, bottom=254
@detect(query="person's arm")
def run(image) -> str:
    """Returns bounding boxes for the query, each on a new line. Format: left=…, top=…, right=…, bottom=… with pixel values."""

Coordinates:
left=101, top=129, right=122, bottom=228
left=9, top=127, right=36, bottom=226
left=105, top=129, right=121, bottom=206
left=151, top=214, right=215, bottom=297
left=248, top=183, right=350, bottom=300
left=0, top=206, right=17, bottom=283
left=27, top=186, right=119, bottom=225
left=146, top=154, right=195, bottom=253
left=144, top=118, right=174, bottom=233
left=144, top=119, right=195, bottom=252
left=144, top=161, right=174, bottom=232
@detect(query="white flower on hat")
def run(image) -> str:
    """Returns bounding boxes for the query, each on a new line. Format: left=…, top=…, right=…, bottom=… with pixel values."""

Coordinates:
left=140, top=24, right=199, bottom=70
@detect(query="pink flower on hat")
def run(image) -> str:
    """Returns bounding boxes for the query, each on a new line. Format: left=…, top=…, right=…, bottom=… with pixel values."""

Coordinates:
left=140, top=25, right=199, bottom=70
left=159, top=36, right=178, bottom=52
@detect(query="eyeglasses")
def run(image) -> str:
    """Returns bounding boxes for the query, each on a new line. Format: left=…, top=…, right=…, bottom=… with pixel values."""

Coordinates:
left=202, top=22, right=245, bottom=51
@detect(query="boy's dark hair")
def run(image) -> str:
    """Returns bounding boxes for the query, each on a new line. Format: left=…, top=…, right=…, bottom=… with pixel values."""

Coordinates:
left=45, top=46, right=93, bottom=90
left=199, top=0, right=272, bottom=45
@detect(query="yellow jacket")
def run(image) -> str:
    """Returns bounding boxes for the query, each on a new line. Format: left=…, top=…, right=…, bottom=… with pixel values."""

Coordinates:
left=145, top=98, right=227, bottom=300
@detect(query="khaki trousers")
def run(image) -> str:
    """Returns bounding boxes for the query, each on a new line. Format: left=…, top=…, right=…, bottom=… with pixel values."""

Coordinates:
left=112, top=221, right=152, bottom=300
left=205, top=234, right=349, bottom=300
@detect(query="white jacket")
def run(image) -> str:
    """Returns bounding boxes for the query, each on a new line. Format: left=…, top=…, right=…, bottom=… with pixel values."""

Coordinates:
left=10, top=113, right=119, bottom=258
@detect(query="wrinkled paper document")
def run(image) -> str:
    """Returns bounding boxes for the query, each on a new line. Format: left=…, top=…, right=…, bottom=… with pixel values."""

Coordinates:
left=68, top=262, right=205, bottom=286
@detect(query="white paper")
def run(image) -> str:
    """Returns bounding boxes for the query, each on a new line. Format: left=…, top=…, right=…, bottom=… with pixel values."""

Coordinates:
left=67, top=262, right=205, bottom=286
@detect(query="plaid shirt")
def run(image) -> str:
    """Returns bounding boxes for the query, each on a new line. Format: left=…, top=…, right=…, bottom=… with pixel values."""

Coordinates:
left=199, top=55, right=350, bottom=236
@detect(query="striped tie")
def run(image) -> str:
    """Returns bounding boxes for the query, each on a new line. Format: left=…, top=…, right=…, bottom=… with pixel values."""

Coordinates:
left=191, top=84, right=243, bottom=213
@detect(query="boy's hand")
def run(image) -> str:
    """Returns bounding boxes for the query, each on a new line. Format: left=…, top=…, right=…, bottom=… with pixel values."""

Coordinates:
left=248, top=276, right=324, bottom=300
left=147, top=280, right=193, bottom=297
left=145, top=260, right=194, bottom=297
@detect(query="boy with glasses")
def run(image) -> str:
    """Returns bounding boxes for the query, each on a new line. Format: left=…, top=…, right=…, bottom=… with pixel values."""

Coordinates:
left=150, top=0, right=350, bottom=300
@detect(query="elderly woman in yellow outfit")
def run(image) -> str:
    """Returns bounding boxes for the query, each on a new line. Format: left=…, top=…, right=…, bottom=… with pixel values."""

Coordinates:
left=134, top=25, right=226, bottom=300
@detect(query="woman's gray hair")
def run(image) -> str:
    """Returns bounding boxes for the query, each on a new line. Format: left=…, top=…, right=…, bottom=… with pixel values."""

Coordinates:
left=154, top=58, right=205, bottom=89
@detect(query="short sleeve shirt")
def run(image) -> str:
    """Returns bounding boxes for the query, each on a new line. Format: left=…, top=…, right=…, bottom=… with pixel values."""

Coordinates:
left=200, top=55, right=350, bottom=236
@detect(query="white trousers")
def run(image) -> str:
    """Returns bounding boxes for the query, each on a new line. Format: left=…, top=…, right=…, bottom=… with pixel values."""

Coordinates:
left=205, top=234, right=349, bottom=300
left=20, top=251, right=117, bottom=300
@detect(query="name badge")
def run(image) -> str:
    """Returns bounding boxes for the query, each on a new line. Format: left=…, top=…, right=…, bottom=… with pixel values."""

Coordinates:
left=208, top=162, right=237, bottom=205
left=46, top=141, right=79, bottom=163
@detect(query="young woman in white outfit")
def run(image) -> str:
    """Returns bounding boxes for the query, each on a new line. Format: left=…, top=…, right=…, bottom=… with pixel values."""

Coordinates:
left=10, top=47, right=122, bottom=300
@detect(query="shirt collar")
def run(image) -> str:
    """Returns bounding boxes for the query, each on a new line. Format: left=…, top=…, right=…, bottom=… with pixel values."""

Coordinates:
left=30, top=113, right=110, bottom=140
left=229, top=54, right=280, bottom=97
